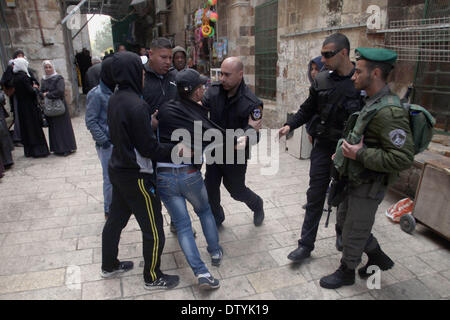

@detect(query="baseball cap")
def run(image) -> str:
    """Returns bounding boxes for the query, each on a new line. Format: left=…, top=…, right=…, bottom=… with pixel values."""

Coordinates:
left=175, top=68, right=208, bottom=94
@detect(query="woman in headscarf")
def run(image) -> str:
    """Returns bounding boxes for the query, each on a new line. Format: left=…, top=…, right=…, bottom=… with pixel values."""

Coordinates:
left=12, top=57, right=49, bottom=158
left=40, top=60, right=77, bottom=156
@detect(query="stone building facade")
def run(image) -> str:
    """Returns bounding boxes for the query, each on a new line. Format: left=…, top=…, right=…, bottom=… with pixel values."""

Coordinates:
left=0, top=0, right=91, bottom=114
left=162, top=0, right=439, bottom=129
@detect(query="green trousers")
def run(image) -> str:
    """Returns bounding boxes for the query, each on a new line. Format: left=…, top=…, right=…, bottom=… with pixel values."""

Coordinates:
left=336, top=182, right=387, bottom=269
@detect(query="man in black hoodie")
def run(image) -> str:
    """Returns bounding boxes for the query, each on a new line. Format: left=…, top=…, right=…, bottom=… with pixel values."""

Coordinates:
left=143, top=37, right=177, bottom=114
left=101, top=51, right=184, bottom=290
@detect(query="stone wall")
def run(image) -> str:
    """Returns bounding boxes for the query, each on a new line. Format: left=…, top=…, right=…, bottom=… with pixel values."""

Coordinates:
left=3, top=0, right=80, bottom=114
left=219, top=0, right=256, bottom=91
left=273, top=0, right=388, bottom=127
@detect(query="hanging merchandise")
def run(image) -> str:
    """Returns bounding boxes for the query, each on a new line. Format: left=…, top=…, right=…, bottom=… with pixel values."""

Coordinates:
left=195, top=9, right=203, bottom=27
left=200, top=0, right=218, bottom=39
left=222, top=38, right=228, bottom=56
left=210, top=12, right=218, bottom=23
left=213, top=38, right=228, bottom=61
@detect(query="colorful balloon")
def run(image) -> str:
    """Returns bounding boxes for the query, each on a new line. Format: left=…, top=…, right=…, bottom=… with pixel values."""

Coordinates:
left=208, top=0, right=217, bottom=6
left=210, top=12, right=218, bottom=22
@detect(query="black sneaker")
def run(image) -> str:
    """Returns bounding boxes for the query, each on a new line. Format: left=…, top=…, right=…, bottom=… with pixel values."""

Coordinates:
left=198, top=273, right=220, bottom=290
left=211, top=248, right=223, bottom=267
left=101, top=261, right=134, bottom=278
left=144, top=273, right=180, bottom=290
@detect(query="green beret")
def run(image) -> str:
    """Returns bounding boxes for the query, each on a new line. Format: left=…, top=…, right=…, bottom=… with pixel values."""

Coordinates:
left=355, top=47, right=398, bottom=66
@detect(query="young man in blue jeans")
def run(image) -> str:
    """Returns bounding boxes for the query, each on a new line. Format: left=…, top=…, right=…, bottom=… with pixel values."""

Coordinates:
left=85, top=56, right=115, bottom=219
left=156, top=69, right=247, bottom=290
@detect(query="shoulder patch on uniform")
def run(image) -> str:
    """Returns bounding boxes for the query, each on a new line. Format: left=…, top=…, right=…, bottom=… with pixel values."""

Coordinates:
left=251, top=105, right=263, bottom=120
left=389, top=129, right=407, bottom=148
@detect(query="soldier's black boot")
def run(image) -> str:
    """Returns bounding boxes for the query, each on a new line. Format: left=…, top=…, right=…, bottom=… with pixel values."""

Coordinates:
left=358, top=245, right=394, bottom=278
left=335, top=225, right=343, bottom=252
left=320, top=263, right=355, bottom=289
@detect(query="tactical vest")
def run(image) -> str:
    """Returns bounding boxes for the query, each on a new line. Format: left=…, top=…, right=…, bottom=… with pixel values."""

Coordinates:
left=309, top=71, right=362, bottom=142
left=334, top=94, right=403, bottom=185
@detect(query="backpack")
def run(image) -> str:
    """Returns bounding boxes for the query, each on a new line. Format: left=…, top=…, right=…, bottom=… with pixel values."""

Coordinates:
left=402, top=103, right=436, bottom=154
left=359, top=95, right=436, bottom=155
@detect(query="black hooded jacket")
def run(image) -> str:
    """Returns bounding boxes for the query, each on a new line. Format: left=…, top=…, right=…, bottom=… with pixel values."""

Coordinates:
left=100, top=56, right=116, bottom=92
left=107, top=52, right=173, bottom=175
left=158, top=97, right=229, bottom=167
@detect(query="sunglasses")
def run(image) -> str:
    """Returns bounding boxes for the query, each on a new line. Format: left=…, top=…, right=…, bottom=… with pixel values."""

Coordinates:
left=321, top=48, right=342, bottom=59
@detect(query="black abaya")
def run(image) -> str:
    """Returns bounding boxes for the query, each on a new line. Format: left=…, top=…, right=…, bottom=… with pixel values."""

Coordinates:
left=13, top=71, right=49, bottom=158
left=40, top=75, right=77, bottom=155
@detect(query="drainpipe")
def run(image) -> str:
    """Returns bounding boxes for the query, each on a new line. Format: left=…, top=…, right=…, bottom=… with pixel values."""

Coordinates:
left=32, top=0, right=54, bottom=46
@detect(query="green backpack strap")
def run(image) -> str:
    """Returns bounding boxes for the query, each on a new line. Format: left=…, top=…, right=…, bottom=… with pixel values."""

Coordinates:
left=352, top=94, right=401, bottom=138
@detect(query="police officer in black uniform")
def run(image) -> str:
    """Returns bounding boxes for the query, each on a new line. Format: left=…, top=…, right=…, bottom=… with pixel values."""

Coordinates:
left=202, top=57, right=264, bottom=227
left=279, top=33, right=363, bottom=262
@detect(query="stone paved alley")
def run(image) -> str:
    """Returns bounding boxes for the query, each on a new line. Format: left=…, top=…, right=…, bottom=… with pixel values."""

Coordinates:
left=0, top=111, right=449, bottom=300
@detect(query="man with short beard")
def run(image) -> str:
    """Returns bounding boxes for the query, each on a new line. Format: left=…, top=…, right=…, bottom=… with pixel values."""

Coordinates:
left=320, top=48, right=414, bottom=289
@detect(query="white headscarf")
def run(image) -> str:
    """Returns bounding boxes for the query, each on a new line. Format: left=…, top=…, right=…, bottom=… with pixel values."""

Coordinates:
left=42, top=60, right=58, bottom=80
left=13, top=57, right=30, bottom=77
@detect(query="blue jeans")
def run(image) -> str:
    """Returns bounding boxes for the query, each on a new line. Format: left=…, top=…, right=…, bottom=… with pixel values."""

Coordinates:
left=157, top=168, right=221, bottom=276
left=96, top=144, right=113, bottom=214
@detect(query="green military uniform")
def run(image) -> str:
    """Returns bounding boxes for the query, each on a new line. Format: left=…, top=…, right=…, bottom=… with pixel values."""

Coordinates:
left=333, top=48, right=415, bottom=270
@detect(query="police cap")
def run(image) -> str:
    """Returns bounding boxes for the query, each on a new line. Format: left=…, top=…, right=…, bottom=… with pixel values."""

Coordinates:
left=355, top=48, right=398, bottom=66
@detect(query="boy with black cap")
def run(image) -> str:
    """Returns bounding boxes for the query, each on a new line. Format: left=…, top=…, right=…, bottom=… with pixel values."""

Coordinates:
left=156, top=68, right=227, bottom=289
left=101, top=51, right=188, bottom=290
left=320, top=48, right=414, bottom=289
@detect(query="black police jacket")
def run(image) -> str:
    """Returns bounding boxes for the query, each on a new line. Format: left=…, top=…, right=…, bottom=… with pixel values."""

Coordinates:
left=143, top=64, right=178, bottom=114
left=202, top=80, right=263, bottom=132
left=202, top=80, right=263, bottom=161
left=286, top=68, right=362, bottom=143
